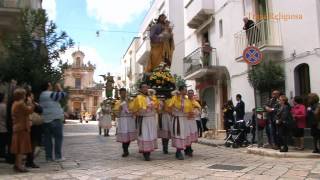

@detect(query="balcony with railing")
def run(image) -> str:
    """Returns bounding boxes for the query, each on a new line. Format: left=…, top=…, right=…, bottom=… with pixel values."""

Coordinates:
left=0, top=0, right=25, bottom=29
left=0, top=0, right=37, bottom=10
left=185, top=0, right=214, bottom=29
left=234, top=20, right=283, bottom=61
left=136, top=38, right=151, bottom=66
left=183, top=46, right=220, bottom=80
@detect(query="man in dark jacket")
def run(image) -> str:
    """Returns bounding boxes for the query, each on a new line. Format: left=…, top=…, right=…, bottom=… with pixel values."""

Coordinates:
left=264, top=90, right=281, bottom=149
left=235, top=94, right=245, bottom=121
left=243, top=17, right=258, bottom=45
left=243, top=17, right=255, bottom=31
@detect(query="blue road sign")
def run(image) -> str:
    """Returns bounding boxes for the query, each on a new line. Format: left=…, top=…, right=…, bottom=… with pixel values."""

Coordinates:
left=243, top=46, right=262, bottom=65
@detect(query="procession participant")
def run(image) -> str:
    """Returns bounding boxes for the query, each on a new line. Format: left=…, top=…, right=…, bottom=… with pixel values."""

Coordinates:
left=157, top=96, right=172, bottom=154
left=96, top=106, right=106, bottom=136
left=167, top=86, right=194, bottom=160
left=114, top=88, right=137, bottom=157
left=131, top=83, right=159, bottom=161
left=185, top=89, right=201, bottom=157
left=99, top=99, right=113, bottom=136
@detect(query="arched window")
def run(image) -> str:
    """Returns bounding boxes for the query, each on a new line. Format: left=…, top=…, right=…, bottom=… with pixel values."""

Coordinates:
left=75, top=78, right=81, bottom=89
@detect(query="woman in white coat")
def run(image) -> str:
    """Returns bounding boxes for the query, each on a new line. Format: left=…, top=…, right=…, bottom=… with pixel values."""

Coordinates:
left=99, top=100, right=113, bottom=136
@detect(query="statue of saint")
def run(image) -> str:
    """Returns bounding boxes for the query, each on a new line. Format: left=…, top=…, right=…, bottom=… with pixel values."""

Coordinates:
left=145, top=14, right=174, bottom=73
left=99, top=72, right=115, bottom=98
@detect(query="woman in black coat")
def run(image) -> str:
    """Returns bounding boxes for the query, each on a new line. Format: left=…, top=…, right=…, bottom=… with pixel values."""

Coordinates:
left=223, top=100, right=235, bottom=139
left=276, top=95, right=291, bottom=152
left=307, top=93, right=320, bottom=153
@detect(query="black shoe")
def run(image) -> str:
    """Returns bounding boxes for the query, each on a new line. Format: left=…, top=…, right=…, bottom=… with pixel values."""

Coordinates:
left=280, top=147, right=288, bottom=152
left=175, top=151, right=184, bottom=160
left=312, top=149, right=320, bottom=153
left=163, top=146, right=169, bottom=154
left=13, top=166, right=29, bottom=173
left=143, top=153, right=150, bottom=161
left=162, top=139, right=169, bottom=154
left=163, top=149, right=168, bottom=154
left=26, top=163, right=40, bottom=168
left=122, top=152, right=129, bottom=157
left=184, top=147, right=193, bottom=157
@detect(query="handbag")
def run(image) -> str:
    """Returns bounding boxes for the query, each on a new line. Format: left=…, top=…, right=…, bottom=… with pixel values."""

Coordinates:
left=29, top=112, right=43, bottom=125
left=257, top=113, right=266, bottom=128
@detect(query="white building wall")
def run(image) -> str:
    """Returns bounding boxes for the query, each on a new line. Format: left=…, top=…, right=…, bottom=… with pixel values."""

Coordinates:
left=214, top=0, right=255, bottom=111
left=121, top=38, right=139, bottom=91
left=183, top=0, right=255, bottom=112
left=271, top=0, right=320, bottom=97
left=168, top=0, right=185, bottom=76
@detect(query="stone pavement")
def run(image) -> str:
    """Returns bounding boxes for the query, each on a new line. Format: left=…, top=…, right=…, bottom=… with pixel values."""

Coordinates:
left=0, top=120, right=320, bottom=180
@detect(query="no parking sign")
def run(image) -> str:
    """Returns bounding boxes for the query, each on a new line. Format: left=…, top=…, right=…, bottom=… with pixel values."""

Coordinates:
left=243, top=46, right=262, bottom=65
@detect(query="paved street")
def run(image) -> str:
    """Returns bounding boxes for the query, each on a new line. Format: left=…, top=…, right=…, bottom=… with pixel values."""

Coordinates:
left=1, top=120, right=320, bottom=180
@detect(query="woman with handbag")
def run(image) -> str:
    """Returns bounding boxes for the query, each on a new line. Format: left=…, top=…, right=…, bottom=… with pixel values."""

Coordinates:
left=25, top=90, right=43, bottom=168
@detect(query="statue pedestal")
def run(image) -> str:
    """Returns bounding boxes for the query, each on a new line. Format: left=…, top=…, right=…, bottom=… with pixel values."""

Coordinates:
left=152, top=86, right=175, bottom=99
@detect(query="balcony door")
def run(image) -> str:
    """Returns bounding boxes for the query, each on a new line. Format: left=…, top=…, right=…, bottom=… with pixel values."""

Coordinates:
left=255, top=0, right=269, bottom=22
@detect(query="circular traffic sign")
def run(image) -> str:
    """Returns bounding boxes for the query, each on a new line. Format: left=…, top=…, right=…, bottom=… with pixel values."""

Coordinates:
left=243, top=46, right=262, bottom=65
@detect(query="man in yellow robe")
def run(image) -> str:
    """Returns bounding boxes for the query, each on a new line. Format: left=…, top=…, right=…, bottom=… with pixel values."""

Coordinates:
left=131, top=83, right=159, bottom=161
left=113, top=88, right=137, bottom=157
left=167, top=86, right=194, bottom=160
left=185, top=89, right=201, bottom=157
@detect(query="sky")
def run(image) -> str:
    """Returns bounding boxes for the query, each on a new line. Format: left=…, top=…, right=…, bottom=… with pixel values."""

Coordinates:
left=42, top=0, right=152, bottom=82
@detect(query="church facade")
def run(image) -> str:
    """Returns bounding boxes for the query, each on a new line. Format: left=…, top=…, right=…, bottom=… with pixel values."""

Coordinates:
left=63, top=50, right=104, bottom=116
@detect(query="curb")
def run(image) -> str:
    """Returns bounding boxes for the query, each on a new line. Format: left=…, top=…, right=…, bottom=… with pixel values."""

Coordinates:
left=197, top=139, right=221, bottom=147
left=247, top=147, right=320, bottom=158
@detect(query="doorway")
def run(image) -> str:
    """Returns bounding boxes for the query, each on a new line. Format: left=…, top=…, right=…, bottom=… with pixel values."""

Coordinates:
left=201, top=87, right=215, bottom=129
left=294, top=63, right=311, bottom=97
left=73, top=101, right=81, bottom=113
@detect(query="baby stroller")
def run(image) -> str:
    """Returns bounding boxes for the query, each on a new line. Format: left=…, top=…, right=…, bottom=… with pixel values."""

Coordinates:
left=224, top=119, right=250, bottom=148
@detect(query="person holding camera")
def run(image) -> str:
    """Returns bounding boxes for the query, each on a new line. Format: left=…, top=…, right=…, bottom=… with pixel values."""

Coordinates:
left=39, top=82, right=66, bottom=162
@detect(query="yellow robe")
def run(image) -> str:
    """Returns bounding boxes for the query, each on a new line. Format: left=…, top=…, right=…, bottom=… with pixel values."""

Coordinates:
left=167, top=95, right=193, bottom=113
left=131, top=94, right=159, bottom=114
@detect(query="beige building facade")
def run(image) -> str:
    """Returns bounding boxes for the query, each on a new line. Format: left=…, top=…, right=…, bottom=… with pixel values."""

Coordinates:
left=64, top=50, right=103, bottom=115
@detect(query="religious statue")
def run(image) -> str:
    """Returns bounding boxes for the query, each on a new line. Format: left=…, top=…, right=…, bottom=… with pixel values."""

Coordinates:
left=145, top=14, right=175, bottom=73
left=99, top=72, right=115, bottom=98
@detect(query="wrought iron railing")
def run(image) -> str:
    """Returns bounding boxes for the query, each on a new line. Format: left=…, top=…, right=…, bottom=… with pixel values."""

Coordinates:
left=183, top=47, right=217, bottom=76
left=234, top=19, right=282, bottom=58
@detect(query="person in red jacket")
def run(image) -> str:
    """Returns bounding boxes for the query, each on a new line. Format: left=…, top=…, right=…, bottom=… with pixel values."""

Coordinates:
left=291, top=96, right=306, bottom=150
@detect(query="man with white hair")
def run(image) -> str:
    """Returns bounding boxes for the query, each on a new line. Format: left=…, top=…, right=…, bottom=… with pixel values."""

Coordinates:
left=243, top=17, right=256, bottom=45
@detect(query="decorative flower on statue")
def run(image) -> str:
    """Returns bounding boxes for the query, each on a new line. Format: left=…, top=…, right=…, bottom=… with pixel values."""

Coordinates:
left=148, top=62, right=175, bottom=89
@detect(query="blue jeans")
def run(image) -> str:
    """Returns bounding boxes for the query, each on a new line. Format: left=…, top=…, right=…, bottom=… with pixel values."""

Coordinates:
left=43, top=119, right=63, bottom=160
left=266, top=123, right=274, bottom=145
